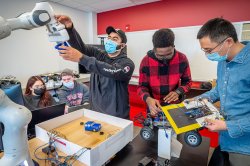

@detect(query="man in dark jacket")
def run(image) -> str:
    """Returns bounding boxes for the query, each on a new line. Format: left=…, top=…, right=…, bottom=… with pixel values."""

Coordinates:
left=56, top=15, right=135, bottom=119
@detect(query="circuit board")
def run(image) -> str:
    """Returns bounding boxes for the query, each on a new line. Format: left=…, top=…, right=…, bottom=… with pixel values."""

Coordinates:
left=162, top=100, right=223, bottom=134
left=184, top=105, right=213, bottom=119
left=184, top=100, right=223, bottom=127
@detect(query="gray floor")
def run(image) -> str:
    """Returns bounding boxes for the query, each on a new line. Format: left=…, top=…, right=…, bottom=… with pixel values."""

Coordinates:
left=133, top=126, right=214, bottom=165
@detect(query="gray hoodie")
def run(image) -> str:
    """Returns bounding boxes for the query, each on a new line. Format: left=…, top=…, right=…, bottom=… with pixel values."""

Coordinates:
left=67, top=28, right=135, bottom=119
left=57, top=81, right=89, bottom=107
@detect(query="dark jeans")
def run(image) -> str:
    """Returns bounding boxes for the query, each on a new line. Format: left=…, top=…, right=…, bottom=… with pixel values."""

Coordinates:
left=209, top=146, right=250, bottom=166
left=209, top=146, right=230, bottom=166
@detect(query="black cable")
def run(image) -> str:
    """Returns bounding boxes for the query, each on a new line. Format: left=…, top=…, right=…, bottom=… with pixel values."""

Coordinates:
left=133, top=112, right=146, bottom=125
left=34, top=130, right=90, bottom=165
left=34, top=142, right=62, bottom=164
left=69, top=149, right=88, bottom=165
left=33, top=131, right=66, bottom=164
left=34, top=142, right=49, bottom=161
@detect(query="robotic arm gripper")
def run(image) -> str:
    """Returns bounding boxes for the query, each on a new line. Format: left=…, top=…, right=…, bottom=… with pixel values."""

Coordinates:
left=0, top=1, right=69, bottom=43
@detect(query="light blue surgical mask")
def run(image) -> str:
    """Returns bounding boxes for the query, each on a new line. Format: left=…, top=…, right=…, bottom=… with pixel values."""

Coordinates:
left=206, top=52, right=228, bottom=61
left=63, top=81, right=74, bottom=89
left=206, top=41, right=230, bottom=62
left=105, top=40, right=120, bottom=54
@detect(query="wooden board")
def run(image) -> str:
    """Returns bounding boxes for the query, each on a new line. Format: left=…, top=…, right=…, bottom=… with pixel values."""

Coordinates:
left=52, top=117, right=121, bottom=149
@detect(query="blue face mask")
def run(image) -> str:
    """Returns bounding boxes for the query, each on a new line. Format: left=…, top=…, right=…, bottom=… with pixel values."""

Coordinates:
left=105, top=40, right=120, bottom=54
left=63, top=81, right=74, bottom=89
left=206, top=52, right=228, bottom=61
left=206, top=41, right=230, bottom=62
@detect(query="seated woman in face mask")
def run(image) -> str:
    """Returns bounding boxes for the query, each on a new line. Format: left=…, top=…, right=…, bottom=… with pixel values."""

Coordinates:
left=24, top=76, right=57, bottom=111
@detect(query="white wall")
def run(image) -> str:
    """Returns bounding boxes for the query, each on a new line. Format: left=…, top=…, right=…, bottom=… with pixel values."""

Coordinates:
left=98, top=22, right=242, bottom=81
left=125, top=26, right=219, bottom=81
left=88, top=12, right=98, bottom=45
left=0, top=0, right=97, bottom=87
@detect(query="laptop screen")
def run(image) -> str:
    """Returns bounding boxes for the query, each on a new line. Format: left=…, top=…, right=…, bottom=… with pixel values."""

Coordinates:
left=28, top=103, right=66, bottom=135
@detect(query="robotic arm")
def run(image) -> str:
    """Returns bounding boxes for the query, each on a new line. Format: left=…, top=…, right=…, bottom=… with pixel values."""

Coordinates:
left=0, top=2, right=69, bottom=165
left=0, top=1, right=69, bottom=42
left=0, top=90, right=34, bottom=166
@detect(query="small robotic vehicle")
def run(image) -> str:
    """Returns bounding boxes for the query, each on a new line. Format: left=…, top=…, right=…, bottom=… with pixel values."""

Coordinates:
left=84, top=121, right=102, bottom=132
left=136, top=112, right=202, bottom=147
left=139, top=112, right=170, bottom=141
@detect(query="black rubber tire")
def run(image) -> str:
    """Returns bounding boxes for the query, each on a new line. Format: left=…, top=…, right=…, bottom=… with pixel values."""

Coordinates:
left=140, top=126, right=154, bottom=141
left=184, top=131, right=202, bottom=147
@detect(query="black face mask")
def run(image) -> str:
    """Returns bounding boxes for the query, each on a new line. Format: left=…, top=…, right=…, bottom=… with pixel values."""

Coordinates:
left=34, top=88, right=45, bottom=96
left=162, top=59, right=170, bottom=65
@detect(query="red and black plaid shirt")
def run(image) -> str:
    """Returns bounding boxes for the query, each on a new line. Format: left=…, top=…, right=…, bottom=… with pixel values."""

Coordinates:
left=137, top=50, right=192, bottom=105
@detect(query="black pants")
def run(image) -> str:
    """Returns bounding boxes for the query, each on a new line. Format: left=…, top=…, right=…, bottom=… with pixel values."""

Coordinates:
left=209, top=146, right=230, bottom=166
left=209, top=146, right=250, bottom=166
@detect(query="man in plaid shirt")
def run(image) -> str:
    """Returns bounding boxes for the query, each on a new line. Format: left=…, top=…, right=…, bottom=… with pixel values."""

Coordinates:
left=137, top=29, right=192, bottom=116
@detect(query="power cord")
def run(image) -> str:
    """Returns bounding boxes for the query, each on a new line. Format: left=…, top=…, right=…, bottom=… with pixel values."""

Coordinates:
left=34, top=130, right=89, bottom=165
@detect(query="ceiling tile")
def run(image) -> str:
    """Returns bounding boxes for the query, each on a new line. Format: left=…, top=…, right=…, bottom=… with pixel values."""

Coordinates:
left=88, top=0, right=132, bottom=10
left=58, top=0, right=81, bottom=8
left=75, top=5, right=98, bottom=12
left=49, top=0, right=160, bottom=13
left=49, top=0, right=63, bottom=2
left=72, top=0, right=101, bottom=5
left=95, top=3, right=137, bottom=13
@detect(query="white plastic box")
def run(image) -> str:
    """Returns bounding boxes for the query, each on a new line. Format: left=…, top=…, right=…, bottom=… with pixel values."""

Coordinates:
left=35, top=109, right=133, bottom=166
left=158, top=128, right=182, bottom=160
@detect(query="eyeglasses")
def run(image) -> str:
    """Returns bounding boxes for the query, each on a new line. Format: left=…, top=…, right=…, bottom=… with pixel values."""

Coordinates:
left=201, top=37, right=229, bottom=54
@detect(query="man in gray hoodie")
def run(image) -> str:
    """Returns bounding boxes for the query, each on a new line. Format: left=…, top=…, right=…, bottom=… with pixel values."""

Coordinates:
left=57, top=68, right=89, bottom=112
left=56, top=15, right=135, bottom=119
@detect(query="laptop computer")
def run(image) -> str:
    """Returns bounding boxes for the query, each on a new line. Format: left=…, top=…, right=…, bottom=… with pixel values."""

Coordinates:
left=27, top=103, right=66, bottom=138
left=67, top=103, right=90, bottom=113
